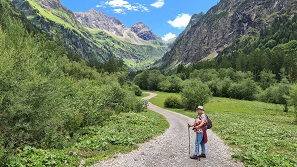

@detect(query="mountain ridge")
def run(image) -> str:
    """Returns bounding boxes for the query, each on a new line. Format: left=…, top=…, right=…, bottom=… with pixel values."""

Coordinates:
left=75, top=9, right=160, bottom=43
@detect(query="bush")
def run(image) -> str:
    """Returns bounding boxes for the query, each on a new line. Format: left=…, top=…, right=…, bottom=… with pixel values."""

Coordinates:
left=287, top=83, right=297, bottom=123
left=228, top=78, right=260, bottom=100
left=164, top=96, right=183, bottom=108
left=180, top=79, right=212, bottom=110
left=132, top=85, right=142, bottom=96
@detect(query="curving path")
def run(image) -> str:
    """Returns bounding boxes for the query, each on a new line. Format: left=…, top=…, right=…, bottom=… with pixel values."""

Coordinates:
left=91, top=92, right=244, bottom=167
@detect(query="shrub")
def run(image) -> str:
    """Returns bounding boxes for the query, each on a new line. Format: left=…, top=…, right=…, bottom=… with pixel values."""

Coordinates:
left=180, top=79, right=212, bottom=110
left=132, top=85, right=142, bottom=96
left=164, top=96, right=183, bottom=108
left=228, top=78, right=260, bottom=100
left=287, top=83, right=297, bottom=123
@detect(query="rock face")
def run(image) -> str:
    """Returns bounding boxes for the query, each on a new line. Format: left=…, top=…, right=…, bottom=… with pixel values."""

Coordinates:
left=37, top=0, right=63, bottom=10
left=74, top=9, right=158, bottom=42
left=131, top=22, right=160, bottom=40
left=161, top=0, right=297, bottom=69
left=75, top=9, right=128, bottom=37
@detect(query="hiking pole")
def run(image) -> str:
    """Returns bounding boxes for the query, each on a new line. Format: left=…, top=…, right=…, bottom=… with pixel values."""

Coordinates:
left=187, top=124, right=190, bottom=156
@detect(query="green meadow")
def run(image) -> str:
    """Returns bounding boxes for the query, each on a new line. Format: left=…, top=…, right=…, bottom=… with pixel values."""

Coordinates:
left=149, top=91, right=297, bottom=167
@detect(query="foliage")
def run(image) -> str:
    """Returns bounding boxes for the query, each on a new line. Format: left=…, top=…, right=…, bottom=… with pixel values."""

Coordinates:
left=227, top=78, right=261, bottom=100
left=150, top=91, right=297, bottom=167
left=131, top=84, right=143, bottom=96
left=287, top=84, right=297, bottom=122
left=133, top=70, right=165, bottom=91
left=180, top=79, right=212, bottom=110
left=259, top=69, right=277, bottom=89
left=72, top=111, right=169, bottom=166
left=0, top=1, right=150, bottom=165
left=258, top=78, right=291, bottom=112
left=159, top=75, right=183, bottom=93
left=133, top=70, right=150, bottom=90
left=164, top=96, right=183, bottom=109
left=1, top=111, right=169, bottom=166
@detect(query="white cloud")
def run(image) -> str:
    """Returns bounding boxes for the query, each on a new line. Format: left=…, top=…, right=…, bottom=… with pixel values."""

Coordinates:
left=105, top=0, right=129, bottom=8
left=96, top=2, right=106, bottom=8
left=99, top=0, right=149, bottom=14
left=150, top=0, right=165, bottom=8
left=136, top=3, right=149, bottom=12
left=114, top=8, right=125, bottom=14
left=162, top=32, right=176, bottom=41
left=168, top=13, right=191, bottom=29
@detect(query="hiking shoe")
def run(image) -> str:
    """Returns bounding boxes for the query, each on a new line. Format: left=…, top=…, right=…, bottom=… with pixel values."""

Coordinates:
left=190, top=155, right=199, bottom=159
left=198, top=154, right=206, bottom=158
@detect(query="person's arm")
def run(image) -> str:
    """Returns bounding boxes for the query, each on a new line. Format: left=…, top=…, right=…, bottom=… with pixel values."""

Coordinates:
left=194, top=119, right=206, bottom=129
left=188, top=120, right=198, bottom=127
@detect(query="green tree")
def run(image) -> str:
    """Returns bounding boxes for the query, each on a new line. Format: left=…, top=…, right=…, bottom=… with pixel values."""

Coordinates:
left=133, top=70, right=149, bottom=90
left=258, top=78, right=291, bottom=112
left=287, top=83, right=297, bottom=123
left=159, top=75, right=183, bottom=93
left=147, top=70, right=165, bottom=90
left=259, top=70, right=277, bottom=89
left=180, top=79, right=212, bottom=110
left=228, top=78, right=260, bottom=100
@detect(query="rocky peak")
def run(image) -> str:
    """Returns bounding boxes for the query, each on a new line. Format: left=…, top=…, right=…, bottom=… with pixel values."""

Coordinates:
left=75, top=8, right=125, bottom=31
left=74, top=10, right=159, bottom=42
left=131, top=22, right=159, bottom=40
left=37, top=0, right=63, bottom=10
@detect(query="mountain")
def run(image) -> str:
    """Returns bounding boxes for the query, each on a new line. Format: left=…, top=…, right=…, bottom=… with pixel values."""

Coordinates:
left=160, top=0, right=297, bottom=70
left=130, top=22, right=160, bottom=41
left=11, top=0, right=168, bottom=71
left=75, top=9, right=160, bottom=42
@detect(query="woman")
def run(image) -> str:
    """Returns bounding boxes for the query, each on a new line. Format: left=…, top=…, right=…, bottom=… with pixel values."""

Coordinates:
left=188, top=105, right=207, bottom=159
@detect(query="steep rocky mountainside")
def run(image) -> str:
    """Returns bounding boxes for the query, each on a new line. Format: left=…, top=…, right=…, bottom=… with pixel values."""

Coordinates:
left=12, top=0, right=167, bottom=71
left=75, top=9, right=159, bottom=42
left=36, top=0, right=62, bottom=10
left=161, top=0, right=297, bottom=70
left=131, top=22, right=160, bottom=40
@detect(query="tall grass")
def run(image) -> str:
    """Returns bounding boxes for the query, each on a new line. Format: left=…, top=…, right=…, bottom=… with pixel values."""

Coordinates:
left=150, top=91, right=297, bottom=167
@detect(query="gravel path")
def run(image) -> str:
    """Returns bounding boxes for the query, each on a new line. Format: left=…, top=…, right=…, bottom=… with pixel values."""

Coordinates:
left=91, top=92, right=244, bottom=167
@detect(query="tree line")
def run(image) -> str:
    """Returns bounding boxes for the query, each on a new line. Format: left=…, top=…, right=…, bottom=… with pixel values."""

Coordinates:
left=134, top=68, right=296, bottom=117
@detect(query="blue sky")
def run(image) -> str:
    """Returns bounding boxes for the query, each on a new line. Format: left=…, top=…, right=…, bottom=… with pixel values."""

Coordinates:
left=60, top=0, right=220, bottom=41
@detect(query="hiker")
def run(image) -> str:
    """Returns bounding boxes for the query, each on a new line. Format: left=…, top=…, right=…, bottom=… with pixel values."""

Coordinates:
left=188, top=105, right=208, bottom=159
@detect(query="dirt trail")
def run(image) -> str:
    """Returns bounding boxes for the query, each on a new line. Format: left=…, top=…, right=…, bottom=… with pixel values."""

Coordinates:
left=92, top=92, right=243, bottom=167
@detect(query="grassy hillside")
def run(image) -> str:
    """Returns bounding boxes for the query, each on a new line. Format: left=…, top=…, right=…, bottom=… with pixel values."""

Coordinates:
left=149, top=91, right=297, bottom=167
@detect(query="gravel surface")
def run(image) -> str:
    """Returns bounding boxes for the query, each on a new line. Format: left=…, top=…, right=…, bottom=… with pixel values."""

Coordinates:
left=91, top=92, right=244, bottom=167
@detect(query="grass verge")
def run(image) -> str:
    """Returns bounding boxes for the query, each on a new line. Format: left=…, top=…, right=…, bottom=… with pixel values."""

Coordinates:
left=149, top=91, right=297, bottom=167
left=10, top=110, right=169, bottom=166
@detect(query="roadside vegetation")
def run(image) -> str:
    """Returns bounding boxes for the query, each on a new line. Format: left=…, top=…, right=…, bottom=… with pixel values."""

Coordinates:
left=149, top=91, right=297, bottom=167
left=0, top=1, right=168, bottom=166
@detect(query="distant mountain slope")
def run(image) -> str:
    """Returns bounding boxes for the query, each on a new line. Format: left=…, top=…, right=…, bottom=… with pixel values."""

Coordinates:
left=75, top=9, right=159, bottom=43
left=130, top=22, right=160, bottom=41
left=12, top=0, right=168, bottom=71
left=161, top=0, right=297, bottom=70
